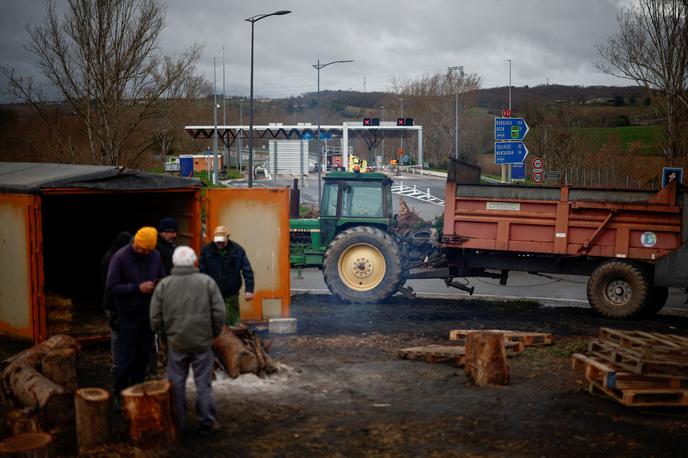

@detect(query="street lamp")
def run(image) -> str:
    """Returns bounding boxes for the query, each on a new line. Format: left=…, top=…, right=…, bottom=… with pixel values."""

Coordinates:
left=245, top=10, right=291, bottom=188
left=448, top=66, right=464, bottom=160
left=504, top=58, right=512, bottom=183
left=313, top=59, right=354, bottom=208
left=380, top=105, right=385, bottom=164
left=212, top=56, right=219, bottom=185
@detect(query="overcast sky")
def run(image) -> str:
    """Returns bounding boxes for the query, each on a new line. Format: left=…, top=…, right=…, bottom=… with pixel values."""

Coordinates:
left=0, top=0, right=632, bottom=101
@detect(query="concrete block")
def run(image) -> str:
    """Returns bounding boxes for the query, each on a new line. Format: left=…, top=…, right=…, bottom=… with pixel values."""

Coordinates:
left=269, top=318, right=297, bottom=334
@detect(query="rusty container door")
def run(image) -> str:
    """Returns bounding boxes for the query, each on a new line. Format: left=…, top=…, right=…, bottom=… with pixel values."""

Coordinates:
left=0, top=194, right=44, bottom=341
left=205, top=188, right=291, bottom=321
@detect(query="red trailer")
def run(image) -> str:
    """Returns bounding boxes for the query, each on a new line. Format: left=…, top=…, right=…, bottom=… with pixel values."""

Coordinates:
left=437, top=159, right=687, bottom=318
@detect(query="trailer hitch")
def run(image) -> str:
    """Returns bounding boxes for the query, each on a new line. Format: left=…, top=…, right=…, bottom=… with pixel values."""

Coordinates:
left=444, top=278, right=475, bottom=295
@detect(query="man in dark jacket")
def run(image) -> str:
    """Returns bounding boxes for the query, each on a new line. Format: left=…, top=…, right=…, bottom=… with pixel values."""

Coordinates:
left=101, top=231, right=132, bottom=374
left=200, top=225, right=254, bottom=326
left=157, top=217, right=178, bottom=276
left=150, top=245, right=225, bottom=434
left=106, top=226, right=165, bottom=394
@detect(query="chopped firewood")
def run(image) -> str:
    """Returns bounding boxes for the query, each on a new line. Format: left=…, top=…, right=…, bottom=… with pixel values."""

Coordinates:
left=5, top=407, right=42, bottom=436
left=212, top=326, right=278, bottom=378
left=3, top=334, right=81, bottom=368
left=3, top=364, right=73, bottom=426
left=41, top=348, right=78, bottom=392
left=0, top=432, right=53, bottom=457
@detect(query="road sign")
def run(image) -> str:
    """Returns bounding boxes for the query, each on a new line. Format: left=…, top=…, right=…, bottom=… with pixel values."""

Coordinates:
left=532, top=158, right=544, bottom=169
left=502, top=108, right=512, bottom=118
left=511, top=162, right=525, bottom=180
left=662, top=167, right=683, bottom=187
left=532, top=172, right=544, bottom=183
left=494, top=141, right=529, bottom=164
left=494, top=117, right=529, bottom=141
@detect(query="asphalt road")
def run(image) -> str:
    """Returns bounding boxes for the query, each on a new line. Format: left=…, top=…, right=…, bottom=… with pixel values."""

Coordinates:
left=292, top=267, right=688, bottom=312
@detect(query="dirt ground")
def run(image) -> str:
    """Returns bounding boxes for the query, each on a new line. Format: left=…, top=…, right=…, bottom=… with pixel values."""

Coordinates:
left=2, top=295, right=688, bottom=457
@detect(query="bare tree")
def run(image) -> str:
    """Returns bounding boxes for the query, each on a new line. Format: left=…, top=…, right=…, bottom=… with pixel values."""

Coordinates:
left=1, top=0, right=202, bottom=166
left=394, top=70, right=481, bottom=167
left=597, top=0, right=688, bottom=165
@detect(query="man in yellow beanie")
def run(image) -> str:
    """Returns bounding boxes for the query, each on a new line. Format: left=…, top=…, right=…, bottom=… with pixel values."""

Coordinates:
left=106, top=226, right=165, bottom=397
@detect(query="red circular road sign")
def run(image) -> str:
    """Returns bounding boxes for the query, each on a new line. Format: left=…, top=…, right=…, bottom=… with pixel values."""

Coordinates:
left=502, top=108, right=512, bottom=118
left=532, top=172, right=544, bottom=183
left=532, top=158, right=544, bottom=169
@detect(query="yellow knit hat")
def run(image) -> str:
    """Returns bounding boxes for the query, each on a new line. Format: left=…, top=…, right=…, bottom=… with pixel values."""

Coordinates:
left=134, top=227, right=158, bottom=251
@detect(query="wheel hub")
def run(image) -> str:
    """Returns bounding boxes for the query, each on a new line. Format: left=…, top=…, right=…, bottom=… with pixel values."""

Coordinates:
left=606, top=280, right=631, bottom=305
left=337, top=243, right=386, bottom=292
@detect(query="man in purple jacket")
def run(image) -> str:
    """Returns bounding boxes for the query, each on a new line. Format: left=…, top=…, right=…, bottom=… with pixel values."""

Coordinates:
left=106, top=226, right=165, bottom=395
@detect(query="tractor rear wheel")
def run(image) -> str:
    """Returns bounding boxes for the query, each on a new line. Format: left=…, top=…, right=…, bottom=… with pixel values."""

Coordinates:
left=587, top=260, right=651, bottom=319
left=323, top=226, right=403, bottom=303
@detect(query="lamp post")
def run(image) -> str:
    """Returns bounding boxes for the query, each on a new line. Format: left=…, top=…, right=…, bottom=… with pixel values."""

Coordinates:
left=245, top=10, right=291, bottom=188
left=222, top=46, right=227, bottom=173
left=238, top=99, right=244, bottom=171
left=448, top=66, right=464, bottom=160
left=504, top=58, right=512, bottom=183
left=313, top=58, right=354, bottom=208
left=212, top=56, right=219, bottom=185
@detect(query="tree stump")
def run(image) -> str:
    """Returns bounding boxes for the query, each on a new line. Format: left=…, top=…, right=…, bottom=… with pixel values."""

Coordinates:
left=74, top=388, right=110, bottom=449
left=121, top=380, right=178, bottom=449
left=42, top=348, right=78, bottom=392
left=464, top=331, right=509, bottom=386
left=3, top=364, right=73, bottom=426
left=0, top=432, right=53, bottom=457
left=5, top=408, right=42, bottom=436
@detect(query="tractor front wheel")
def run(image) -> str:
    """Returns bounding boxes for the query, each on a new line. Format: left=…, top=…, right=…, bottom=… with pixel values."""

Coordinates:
left=323, top=226, right=403, bottom=303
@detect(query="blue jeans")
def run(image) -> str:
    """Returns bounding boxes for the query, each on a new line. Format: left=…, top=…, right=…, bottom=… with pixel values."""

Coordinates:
left=114, top=317, right=154, bottom=393
left=167, top=347, right=216, bottom=430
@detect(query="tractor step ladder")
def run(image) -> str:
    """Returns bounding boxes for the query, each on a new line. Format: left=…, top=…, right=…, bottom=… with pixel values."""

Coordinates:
left=391, top=181, right=445, bottom=206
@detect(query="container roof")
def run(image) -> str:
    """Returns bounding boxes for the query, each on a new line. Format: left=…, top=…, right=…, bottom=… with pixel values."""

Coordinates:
left=0, top=162, right=200, bottom=194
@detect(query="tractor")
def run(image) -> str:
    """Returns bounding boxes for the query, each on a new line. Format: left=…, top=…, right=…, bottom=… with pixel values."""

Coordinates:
left=290, top=171, right=408, bottom=303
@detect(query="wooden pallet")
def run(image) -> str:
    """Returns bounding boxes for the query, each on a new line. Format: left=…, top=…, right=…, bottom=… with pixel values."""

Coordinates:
left=572, top=353, right=688, bottom=407
left=598, top=328, right=688, bottom=356
left=398, top=341, right=524, bottom=366
left=448, top=329, right=553, bottom=347
left=589, top=339, right=688, bottom=379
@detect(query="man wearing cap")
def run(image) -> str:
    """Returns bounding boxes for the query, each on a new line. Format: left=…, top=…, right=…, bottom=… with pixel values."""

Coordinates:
left=106, top=226, right=165, bottom=394
left=157, top=217, right=178, bottom=276
left=150, top=246, right=225, bottom=434
left=200, top=225, right=255, bottom=327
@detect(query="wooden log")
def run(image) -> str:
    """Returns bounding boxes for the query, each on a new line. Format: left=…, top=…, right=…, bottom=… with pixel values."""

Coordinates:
left=41, top=349, right=78, bottom=392
left=5, top=408, right=42, bottom=436
left=464, top=331, right=509, bottom=386
left=212, top=327, right=252, bottom=378
left=4, top=364, right=73, bottom=426
left=121, top=380, right=178, bottom=449
left=0, top=432, right=53, bottom=457
left=74, top=388, right=110, bottom=449
left=4, top=335, right=80, bottom=368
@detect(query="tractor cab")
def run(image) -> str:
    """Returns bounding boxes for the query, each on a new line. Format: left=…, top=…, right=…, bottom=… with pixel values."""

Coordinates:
left=290, top=171, right=394, bottom=268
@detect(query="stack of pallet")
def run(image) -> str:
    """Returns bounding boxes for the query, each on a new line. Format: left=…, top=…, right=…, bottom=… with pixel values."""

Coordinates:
left=572, top=327, right=688, bottom=407
left=398, top=329, right=554, bottom=366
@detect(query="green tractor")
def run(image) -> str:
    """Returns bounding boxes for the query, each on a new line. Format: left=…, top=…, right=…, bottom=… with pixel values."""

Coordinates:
left=290, top=171, right=406, bottom=303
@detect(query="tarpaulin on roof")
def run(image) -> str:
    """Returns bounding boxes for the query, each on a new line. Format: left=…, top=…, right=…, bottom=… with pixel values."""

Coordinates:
left=0, top=162, right=200, bottom=193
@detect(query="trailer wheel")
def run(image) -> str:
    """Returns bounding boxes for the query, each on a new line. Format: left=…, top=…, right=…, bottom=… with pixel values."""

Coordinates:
left=639, top=286, right=669, bottom=317
left=323, top=226, right=403, bottom=303
left=587, top=261, right=651, bottom=319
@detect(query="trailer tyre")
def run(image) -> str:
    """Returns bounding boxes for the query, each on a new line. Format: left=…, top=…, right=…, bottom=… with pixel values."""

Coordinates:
left=587, top=261, right=651, bottom=319
left=323, top=226, right=403, bottom=303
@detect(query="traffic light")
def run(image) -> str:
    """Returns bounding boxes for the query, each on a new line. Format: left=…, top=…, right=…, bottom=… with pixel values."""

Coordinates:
left=363, top=118, right=372, bottom=126
left=405, top=118, right=414, bottom=126
left=371, top=118, right=380, bottom=126
left=396, top=118, right=405, bottom=126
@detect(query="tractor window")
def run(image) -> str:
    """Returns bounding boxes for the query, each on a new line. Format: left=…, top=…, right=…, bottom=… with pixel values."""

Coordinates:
left=341, top=181, right=384, bottom=218
left=321, top=182, right=339, bottom=216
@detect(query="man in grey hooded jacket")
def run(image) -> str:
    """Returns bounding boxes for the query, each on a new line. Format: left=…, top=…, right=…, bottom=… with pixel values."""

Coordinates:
left=150, top=245, right=225, bottom=434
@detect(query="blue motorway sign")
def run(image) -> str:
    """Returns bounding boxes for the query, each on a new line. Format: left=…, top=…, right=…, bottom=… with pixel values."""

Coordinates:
left=494, top=141, right=529, bottom=164
left=511, top=162, right=525, bottom=180
left=494, top=117, right=529, bottom=141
